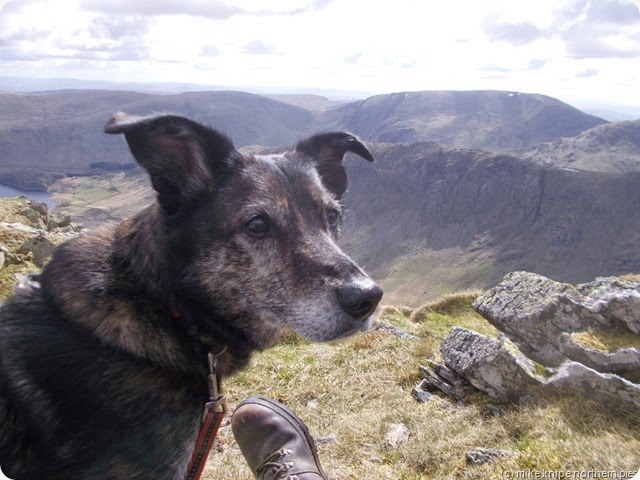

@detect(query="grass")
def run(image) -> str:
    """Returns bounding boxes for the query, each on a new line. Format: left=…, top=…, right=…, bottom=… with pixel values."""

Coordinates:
left=374, top=249, right=497, bottom=306
left=49, top=171, right=154, bottom=224
left=203, top=293, right=640, bottom=479
left=572, top=327, right=640, bottom=353
left=1, top=197, right=637, bottom=478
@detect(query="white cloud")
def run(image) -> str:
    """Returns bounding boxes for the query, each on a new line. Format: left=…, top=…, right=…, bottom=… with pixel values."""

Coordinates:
left=80, top=0, right=331, bottom=18
left=0, top=0, right=638, bottom=109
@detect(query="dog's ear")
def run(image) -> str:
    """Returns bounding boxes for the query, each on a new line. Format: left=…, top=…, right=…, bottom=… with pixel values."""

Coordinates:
left=295, top=132, right=374, bottom=199
left=104, top=112, right=237, bottom=214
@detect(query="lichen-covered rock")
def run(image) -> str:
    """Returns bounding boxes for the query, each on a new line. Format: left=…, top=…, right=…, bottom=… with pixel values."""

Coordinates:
left=473, top=272, right=640, bottom=366
left=0, top=197, right=80, bottom=300
left=559, top=332, right=640, bottom=382
left=575, top=276, right=640, bottom=335
left=465, top=447, right=518, bottom=466
left=435, top=326, right=640, bottom=408
left=18, top=234, right=56, bottom=267
left=440, top=327, right=544, bottom=403
left=544, top=361, right=640, bottom=409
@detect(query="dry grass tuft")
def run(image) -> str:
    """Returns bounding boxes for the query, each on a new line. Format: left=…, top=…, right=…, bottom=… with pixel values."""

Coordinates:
left=572, top=327, right=640, bottom=353
left=409, top=290, right=484, bottom=320
left=619, top=273, right=640, bottom=282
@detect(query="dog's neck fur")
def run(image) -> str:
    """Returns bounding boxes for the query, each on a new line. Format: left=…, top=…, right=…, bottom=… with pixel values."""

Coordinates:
left=39, top=204, right=256, bottom=377
left=114, top=204, right=260, bottom=375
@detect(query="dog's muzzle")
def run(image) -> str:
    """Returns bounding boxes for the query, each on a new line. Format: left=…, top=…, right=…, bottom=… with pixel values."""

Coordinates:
left=336, top=280, right=383, bottom=321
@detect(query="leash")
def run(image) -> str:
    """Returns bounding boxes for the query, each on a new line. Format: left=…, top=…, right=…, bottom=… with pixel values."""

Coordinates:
left=185, top=348, right=227, bottom=480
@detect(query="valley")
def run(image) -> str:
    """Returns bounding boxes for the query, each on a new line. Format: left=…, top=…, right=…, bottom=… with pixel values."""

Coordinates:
left=2, top=88, right=639, bottom=304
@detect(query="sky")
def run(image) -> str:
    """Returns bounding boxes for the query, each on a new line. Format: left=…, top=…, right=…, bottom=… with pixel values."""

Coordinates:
left=1, top=0, right=640, bottom=113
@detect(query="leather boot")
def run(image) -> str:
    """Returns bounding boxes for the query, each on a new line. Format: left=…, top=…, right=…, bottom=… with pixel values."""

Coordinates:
left=231, top=396, right=328, bottom=480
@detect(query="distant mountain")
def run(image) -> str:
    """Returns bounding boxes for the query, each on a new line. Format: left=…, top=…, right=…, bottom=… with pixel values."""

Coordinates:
left=340, top=141, right=640, bottom=304
left=323, top=90, right=607, bottom=152
left=0, top=90, right=314, bottom=188
left=521, top=120, right=640, bottom=173
left=41, top=137, right=640, bottom=306
left=3, top=87, right=638, bottom=304
left=0, top=88, right=612, bottom=190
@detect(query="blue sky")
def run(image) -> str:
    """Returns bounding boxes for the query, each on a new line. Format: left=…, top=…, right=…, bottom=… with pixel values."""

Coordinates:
left=1, top=0, right=639, bottom=113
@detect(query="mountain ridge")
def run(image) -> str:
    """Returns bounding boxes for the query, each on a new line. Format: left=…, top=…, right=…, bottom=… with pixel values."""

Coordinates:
left=340, top=141, right=640, bottom=303
left=2, top=88, right=639, bottom=303
left=323, top=90, right=608, bottom=152
left=0, top=88, right=612, bottom=190
left=521, top=119, right=640, bottom=173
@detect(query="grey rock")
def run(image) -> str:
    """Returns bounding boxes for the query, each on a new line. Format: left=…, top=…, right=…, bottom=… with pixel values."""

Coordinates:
left=374, top=322, right=418, bottom=340
left=314, top=434, right=337, bottom=445
left=18, top=234, right=56, bottom=267
left=473, top=272, right=640, bottom=367
left=576, top=276, right=640, bottom=335
left=411, top=384, right=435, bottom=403
left=465, top=447, right=517, bottom=465
left=543, top=361, right=640, bottom=409
left=48, top=213, right=72, bottom=230
left=440, top=328, right=544, bottom=403
left=418, top=362, right=477, bottom=400
left=438, top=327, right=640, bottom=408
left=383, top=423, right=410, bottom=449
left=429, top=273, right=640, bottom=409
left=559, top=332, right=640, bottom=382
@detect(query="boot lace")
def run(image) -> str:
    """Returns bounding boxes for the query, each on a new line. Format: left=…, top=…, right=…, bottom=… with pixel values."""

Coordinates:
left=256, top=448, right=299, bottom=480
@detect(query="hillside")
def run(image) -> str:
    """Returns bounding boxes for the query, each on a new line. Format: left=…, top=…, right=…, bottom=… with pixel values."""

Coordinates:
left=0, top=89, right=609, bottom=190
left=522, top=120, right=640, bottom=173
left=0, top=90, right=315, bottom=188
left=2, top=88, right=637, bottom=305
left=41, top=139, right=640, bottom=306
left=203, top=293, right=639, bottom=479
left=322, top=90, right=607, bottom=152
left=340, top=142, right=640, bottom=304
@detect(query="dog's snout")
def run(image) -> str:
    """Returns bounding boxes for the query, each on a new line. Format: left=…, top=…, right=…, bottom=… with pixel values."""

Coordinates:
left=337, top=281, right=383, bottom=320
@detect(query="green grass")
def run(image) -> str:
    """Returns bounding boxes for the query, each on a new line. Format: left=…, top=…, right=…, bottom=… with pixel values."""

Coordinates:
left=204, top=292, right=640, bottom=479
left=74, top=187, right=117, bottom=203
left=375, top=249, right=497, bottom=306
left=2, top=197, right=637, bottom=478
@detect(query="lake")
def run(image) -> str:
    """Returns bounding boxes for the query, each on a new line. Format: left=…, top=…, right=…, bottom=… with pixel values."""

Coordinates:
left=0, top=184, right=55, bottom=210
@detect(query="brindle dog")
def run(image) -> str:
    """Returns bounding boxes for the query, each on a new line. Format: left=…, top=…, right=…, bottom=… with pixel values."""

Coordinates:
left=0, top=113, right=382, bottom=480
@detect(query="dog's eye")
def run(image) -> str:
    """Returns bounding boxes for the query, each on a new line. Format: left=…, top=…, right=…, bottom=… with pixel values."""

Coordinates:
left=245, top=215, right=271, bottom=238
left=326, top=208, right=341, bottom=229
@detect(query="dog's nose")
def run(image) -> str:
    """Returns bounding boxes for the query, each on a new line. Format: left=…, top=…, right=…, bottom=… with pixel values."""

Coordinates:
left=337, top=281, right=383, bottom=320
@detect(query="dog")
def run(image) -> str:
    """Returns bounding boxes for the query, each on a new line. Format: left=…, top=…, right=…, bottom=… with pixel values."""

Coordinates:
left=0, top=112, right=382, bottom=479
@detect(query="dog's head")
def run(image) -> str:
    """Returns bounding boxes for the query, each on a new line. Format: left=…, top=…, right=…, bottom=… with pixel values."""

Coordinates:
left=105, top=113, right=383, bottom=349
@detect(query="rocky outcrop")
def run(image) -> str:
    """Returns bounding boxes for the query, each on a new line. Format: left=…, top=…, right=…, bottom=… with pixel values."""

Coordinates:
left=439, top=328, right=545, bottom=404
left=522, top=119, right=640, bottom=173
left=0, top=196, right=80, bottom=299
left=417, top=272, right=640, bottom=410
left=474, top=272, right=640, bottom=378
